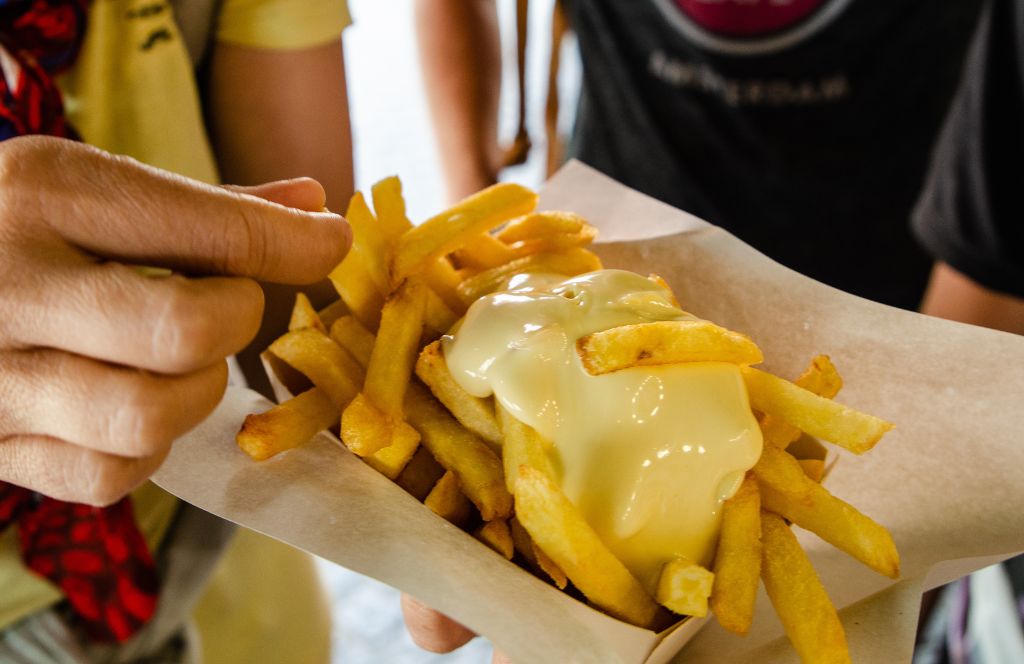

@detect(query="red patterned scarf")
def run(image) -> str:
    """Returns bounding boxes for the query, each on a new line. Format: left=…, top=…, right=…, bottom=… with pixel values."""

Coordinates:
left=0, top=0, right=159, bottom=643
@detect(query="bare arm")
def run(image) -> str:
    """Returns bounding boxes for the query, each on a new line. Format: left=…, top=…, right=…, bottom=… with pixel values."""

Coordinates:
left=920, top=262, right=1024, bottom=334
left=416, top=0, right=503, bottom=203
left=205, top=38, right=355, bottom=395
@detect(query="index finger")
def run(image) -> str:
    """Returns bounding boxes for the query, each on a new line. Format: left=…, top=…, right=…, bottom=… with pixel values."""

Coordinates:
left=18, top=138, right=350, bottom=284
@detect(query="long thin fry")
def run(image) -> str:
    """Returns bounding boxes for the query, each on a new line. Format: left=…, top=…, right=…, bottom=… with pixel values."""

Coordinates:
left=743, top=367, right=893, bottom=454
left=456, top=248, right=602, bottom=304
left=496, top=403, right=556, bottom=493
left=761, top=512, right=851, bottom=664
left=346, top=191, right=390, bottom=294
left=237, top=388, right=338, bottom=461
left=509, top=517, right=567, bottom=589
left=391, top=183, right=537, bottom=285
left=269, top=329, right=362, bottom=409
left=425, top=470, right=475, bottom=526
left=710, top=474, right=761, bottom=634
left=577, top=320, right=763, bottom=375
left=514, top=466, right=660, bottom=628
left=753, top=444, right=900, bottom=579
left=761, top=355, right=843, bottom=449
left=416, top=341, right=501, bottom=447
left=405, top=384, right=512, bottom=521
left=371, top=175, right=413, bottom=243
left=364, top=279, right=427, bottom=419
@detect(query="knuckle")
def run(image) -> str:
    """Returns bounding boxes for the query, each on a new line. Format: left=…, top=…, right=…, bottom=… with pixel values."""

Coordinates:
left=108, top=374, right=171, bottom=457
left=151, top=280, right=218, bottom=372
left=79, top=454, right=136, bottom=507
left=223, top=196, right=271, bottom=277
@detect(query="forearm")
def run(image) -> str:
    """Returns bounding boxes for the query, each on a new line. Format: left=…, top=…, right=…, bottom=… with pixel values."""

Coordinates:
left=416, top=0, right=503, bottom=202
left=920, top=262, right=1024, bottom=334
left=206, top=40, right=354, bottom=394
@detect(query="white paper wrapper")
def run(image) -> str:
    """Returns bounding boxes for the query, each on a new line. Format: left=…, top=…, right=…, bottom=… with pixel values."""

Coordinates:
left=154, top=161, right=1024, bottom=663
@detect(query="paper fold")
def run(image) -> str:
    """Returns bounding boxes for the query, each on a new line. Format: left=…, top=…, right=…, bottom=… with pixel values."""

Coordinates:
left=155, top=161, right=1024, bottom=663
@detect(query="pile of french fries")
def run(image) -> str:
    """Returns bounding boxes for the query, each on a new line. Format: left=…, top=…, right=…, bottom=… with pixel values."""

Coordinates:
left=236, top=177, right=898, bottom=663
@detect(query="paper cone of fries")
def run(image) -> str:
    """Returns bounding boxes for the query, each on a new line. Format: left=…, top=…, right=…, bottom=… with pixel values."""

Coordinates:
left=154, top=161, right=1024, bottom=663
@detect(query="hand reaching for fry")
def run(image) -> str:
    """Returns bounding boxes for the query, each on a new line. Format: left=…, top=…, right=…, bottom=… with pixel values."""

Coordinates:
left=0, top=136, right=350, bottom=505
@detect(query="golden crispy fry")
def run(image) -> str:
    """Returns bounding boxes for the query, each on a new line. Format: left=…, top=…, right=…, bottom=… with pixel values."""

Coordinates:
left=423, top=287, right=459, bottom=337
left=743, top=367, right=893, bottom=454
left=496, top=404, right=557, bottom=493
left=761, top=512, right=851, bottom=664
left=425, top=470, right=475, bottom=526
left=648, top=274, right=681, bottom=308
left=423, top=258, right=467, bottom=315
left=371, top=175, right=413, bottom=244
left=798, top=458, right=826, bottom=483
left=391, top=183, right=537, bottom=285
left=396, top=446, right=447, bottom=501
left=514, top=465, right=660, bottom=628
left=405, top=384, right=512, bottom=521
left=364, top=421, right=421, bottom=479
left=506, top=230, right=597, bottom=259
left=330, top=316, right=375, bottom=368
left=496, top=211, right=588, bottom=244
left=456, top=248, right=603, bottom=305
left=288, top=292, right=326, bottom=334
left=269, top=329, right=362, bottom=409
left=329, top=255, right=384, bottom=331
left=316, top=299, right=349, bottom=330
left=416, top=341, right=501, bottom=447
left=475, top=520, right=515, bottom=560
left=364, top=279, right=427, bottom=419
left=761, top=355, right=843, bottom=449
left=346, top=191, right=390, bottom=294
left=341, top=393, right=397, bottom=457
left=577, top=320, right=763, bottom=375
left=753, top=445, right=899, bottom=579
left=237, top=388, right=338, bottom=461
left=710, top=474, right=761, bottom=634
left=453, top=233, right=516, bottom=271
left=656, top=557, right=715, bottom=618
left=509, top=517, right=567, bottom=589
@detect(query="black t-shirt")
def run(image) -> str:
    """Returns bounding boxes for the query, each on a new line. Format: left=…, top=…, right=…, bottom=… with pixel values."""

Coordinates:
left=565, top=0, right=985, bottom=309
left=912, top=0, right=1024, bottom=299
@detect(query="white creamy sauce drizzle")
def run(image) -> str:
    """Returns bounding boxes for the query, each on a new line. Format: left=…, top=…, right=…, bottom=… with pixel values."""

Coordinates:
left=443, top=270, right=763, bottom=591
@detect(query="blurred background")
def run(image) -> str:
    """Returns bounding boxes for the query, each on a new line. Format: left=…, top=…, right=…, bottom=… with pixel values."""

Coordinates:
left=318, top=1, right=579, bottom=661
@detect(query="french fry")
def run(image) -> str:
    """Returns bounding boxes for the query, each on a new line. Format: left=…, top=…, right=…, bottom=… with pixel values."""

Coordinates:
left=423, top=258, right=467, bottom=315
left=391, top=183, right=538, bottom=285
left=422, top=287, right=459, bottom=337
left=329, top=316, right=375, bottom=368
left=495, top=211, right=589, bottom=243
left=453, top=233, right=516, bottom=271
left=346, top=191, right=390, bottom=294
left=405, top=383, right=512, bottom=521
left=288, top=292, right=326, bottom=333
left=577, top=320, right=763, bottom=375
left=710, top=474, right=761, bottom=634
left=761, top=512, right=851, bottom=664
left=753, top=444, right=900, bottom=579
left=396, top=446, right=447, bottom=501
left=269, top=329, right=362, bottom=409
left=743, top=367, right=893, bottom=454
left=656, top=557, right=715, bottom=618
left=416, top=341, right=501, bottom=447
left=342, top=393, right=421, bottom=461
left=506, top=230, right=596, bottom=259
left=514, top=465, right=660, bottom=628
left=329, top=255, right=384, bottom=331
left=237, top=388, right=338, bottom=461
left=761, top=355, right=843, bottom=449
left=364, top=421, right=421, bottom=479
left=497, top=404, right=557, bottom=493
left=456, top=248, right=603, bottom=305
left=798, top=458, right=826, bottom=483
left=509, top=517, right=568, bottom=589
left=425, top=470, right=475, bottom=526
left=363, top=278, right=427, bottom=419
left=371, top=175, right=413, bottom=243
left=317, top=299, right=349, bottom=330
left=475, top=520, right=515, bottom=560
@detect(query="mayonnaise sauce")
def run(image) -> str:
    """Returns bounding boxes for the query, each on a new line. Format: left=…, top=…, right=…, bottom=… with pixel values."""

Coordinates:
left=443, top=270, right=762, bottom=592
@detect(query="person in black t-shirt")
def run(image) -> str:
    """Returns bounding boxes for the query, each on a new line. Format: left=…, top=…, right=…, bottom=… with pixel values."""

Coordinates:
left=410, top=0, right=1024, bottom=660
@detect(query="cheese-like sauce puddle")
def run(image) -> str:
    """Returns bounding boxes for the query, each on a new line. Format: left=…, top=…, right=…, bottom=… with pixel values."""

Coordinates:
left=443, top=270, right=762, bottom=592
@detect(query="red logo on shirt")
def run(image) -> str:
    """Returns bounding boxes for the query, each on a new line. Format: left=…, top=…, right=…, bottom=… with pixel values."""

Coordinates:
left=673, top=0, right=825, bottom=37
